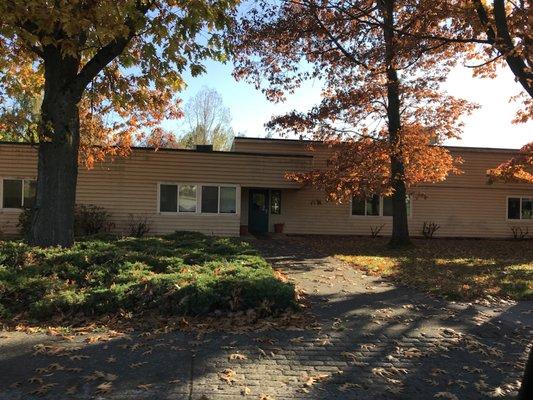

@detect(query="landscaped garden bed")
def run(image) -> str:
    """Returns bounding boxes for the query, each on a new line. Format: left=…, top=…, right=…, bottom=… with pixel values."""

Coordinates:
left=0, top=232, right=295, bottom=325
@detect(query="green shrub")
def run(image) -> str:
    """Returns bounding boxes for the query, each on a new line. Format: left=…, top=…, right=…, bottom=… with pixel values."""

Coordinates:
left=0, top=232, right=295, bottom=322
left=75, top=204, right=114, bottom=236
left=17, top=204, right=114, bottom=238
left=17, top=208, right=33, bottom=239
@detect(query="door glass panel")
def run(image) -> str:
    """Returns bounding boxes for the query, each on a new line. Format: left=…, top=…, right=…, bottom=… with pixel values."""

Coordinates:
left=252, top=193, right=266, bottom=211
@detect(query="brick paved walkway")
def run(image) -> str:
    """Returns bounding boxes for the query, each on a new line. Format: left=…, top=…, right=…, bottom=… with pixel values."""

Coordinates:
left=1, top=236, right=531, bottom=399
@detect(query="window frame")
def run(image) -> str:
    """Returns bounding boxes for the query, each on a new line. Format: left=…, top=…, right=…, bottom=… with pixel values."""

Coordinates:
left=506, top=196, right=533, bottom=221
left=157, top=182, right=240, bottom=216
left=1, top=177, right=37, bottom=210
left=349, top=195, right=412, bottom=218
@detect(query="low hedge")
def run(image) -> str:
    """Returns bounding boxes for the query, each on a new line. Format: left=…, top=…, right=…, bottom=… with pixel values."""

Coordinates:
left=0, top=232, right=295, bottom=321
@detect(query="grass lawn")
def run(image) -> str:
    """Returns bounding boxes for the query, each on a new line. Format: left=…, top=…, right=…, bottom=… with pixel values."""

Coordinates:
left=334, top=238, right=533, bottom=301
left=0, top=232, right=295, bottom=325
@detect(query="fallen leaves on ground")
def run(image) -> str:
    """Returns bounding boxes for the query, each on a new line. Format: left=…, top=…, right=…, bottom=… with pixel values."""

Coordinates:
left=434, top=392, right=459, bottom=400
left=218, top=368, right=238, bottom=385
left=303, top=373, right=329, bottom=387
left=96, top=381, right=113, bottom=394
left=29, top=383, right=57, bottom=396
left=229, top=353, right=247, bottom=361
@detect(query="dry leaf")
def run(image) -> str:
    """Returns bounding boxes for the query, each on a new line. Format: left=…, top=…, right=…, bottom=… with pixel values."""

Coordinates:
left=241, top=386, right=251, bottom=396
left=69, top=355, right=90, bottom=361
left=229, top=353, right=247, bottom=361
left=137, top=383, right=153, bottom=391
left=96, top=382, right=113, bottom=394
left=130, top=362, right=148, bottom=368
left=29, top=383, right=57, bottom=396
left=218, top=368, right=237, bottom=385
left=66, top=385, right=77, bottom=394
left=434, top=392, right=459, bottom=400
left=304, top=373, right=329, bottom=387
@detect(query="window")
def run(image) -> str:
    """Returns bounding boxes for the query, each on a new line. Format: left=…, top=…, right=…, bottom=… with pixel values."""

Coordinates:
left=158, top=183, right=237, bottom=214
left=382, top=196, right=411, bottom=217
left=201, top=186, right=219, bottom=213
left=366, top=195, right=380, bottom=216
left=220, top=187, right=236, bottom=213
left=508, top=197, right=532, bottom=220
left=270, top=190, right=281, bottom=214
left=24, top=180, right=37, bottom=209
left=179, top=185, right=196, bottom=212
left=382, top=196, right=393, bottom=217
left=160, top=184, right=178, bottom=212
left=351, top=195, right=411, bottom=217
left=2, top=179, right=36, bottom=209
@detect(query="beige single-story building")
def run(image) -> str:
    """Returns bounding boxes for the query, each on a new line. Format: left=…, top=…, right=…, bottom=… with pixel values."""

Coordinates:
left=0, top=137, right=531, bottom=239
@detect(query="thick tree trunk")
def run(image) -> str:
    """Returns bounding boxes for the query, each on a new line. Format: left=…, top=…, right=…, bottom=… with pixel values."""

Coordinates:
left=381, top=0, right=411, bottom=248
left=518, top=346, right=532, bottom=400
left=29, top=50, right=81, bottom=248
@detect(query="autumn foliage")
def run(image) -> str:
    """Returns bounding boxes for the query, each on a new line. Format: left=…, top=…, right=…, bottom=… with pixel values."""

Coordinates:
left=487, top=142, right=533, bottom=184
left=288, top=129, right=464, bottom=203
left=234, top=0, right=477, bottom=245
left=0, top=0, right=239, bottom=246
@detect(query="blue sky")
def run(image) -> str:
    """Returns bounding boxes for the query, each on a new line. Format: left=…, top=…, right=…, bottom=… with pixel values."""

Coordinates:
left=164, top=60, right=532, bottom=150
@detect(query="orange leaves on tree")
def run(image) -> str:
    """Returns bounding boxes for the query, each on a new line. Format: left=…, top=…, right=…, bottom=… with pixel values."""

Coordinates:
left=487, top=142, right=533, bottom=184
left=287, top=127, right=463, bottom=203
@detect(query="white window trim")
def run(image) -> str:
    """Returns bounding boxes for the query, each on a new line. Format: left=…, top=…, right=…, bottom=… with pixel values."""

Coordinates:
left=1, top=177, right=36, bottom=210
left=506, top=195, right=533, bottom=222
left=157, top=182, right=240, bottom=216
left=349, top=195, right=412, bottom=218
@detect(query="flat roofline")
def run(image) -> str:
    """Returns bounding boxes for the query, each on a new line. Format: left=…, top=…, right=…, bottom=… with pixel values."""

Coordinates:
left=233, top=136, right=521, bottom=153
left=0, top=141, right=313, bottom=159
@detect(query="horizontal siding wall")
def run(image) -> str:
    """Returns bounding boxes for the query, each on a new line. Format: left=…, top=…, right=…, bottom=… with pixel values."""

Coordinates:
left=0, top=145, right=310, bottom=238
left=278, top=186, right=533, bottom=238
left=1, top=142, right=532, bottom=239
left=234, top=139, right=533, bottom=239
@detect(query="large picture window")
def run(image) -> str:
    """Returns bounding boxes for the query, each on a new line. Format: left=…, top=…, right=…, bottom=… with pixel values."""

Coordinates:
left=352, top=195, right=411, bottom=217
left=159, top=183, right=237, bottom=215
left=508, top=197, right=532, bottom=220
left=2, top=179, right=36, bottom=209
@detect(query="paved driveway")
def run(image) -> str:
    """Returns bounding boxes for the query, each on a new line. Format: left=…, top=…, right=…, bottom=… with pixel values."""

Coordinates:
left=1, top=236, right=531, bottom=399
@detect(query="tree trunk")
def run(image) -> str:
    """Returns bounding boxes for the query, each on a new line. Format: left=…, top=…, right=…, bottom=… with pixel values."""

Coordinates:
left=381, top=0, right=411, bottom=248
left=29, top=50, right=81, bottom=247
left=518, top=346, right=532, bottom=400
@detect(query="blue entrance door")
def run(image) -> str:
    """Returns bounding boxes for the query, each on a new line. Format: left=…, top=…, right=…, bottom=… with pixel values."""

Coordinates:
left=249, top=189, right=269, bottom=233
